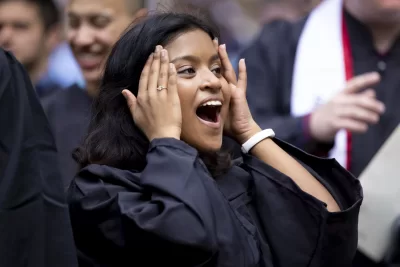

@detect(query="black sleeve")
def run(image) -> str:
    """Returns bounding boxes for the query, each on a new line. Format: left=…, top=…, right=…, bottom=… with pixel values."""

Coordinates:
left=240, top=20, right=334, bottom=154
left=68, top=138, right=226, bottom=267
left=0, top=49, right=78, bottom=267
left=241, top=138, right=362, bottom=267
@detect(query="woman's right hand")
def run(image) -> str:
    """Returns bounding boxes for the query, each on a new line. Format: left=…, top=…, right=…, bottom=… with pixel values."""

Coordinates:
left=122, top=45, right=182, bottom=141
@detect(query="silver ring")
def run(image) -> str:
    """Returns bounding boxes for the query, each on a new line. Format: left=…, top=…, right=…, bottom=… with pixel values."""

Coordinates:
left=156, top=86, right=167, bottom=91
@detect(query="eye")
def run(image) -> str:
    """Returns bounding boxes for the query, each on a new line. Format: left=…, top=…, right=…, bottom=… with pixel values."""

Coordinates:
left=91, top=15, right=111, bottom=29
left=67, top=15, right=80, bottom=29
left=178, top=67, right=196, bottom=75
left=211, top=66, right=222, bottom=76
left=13, top=22, right=29, bottom=30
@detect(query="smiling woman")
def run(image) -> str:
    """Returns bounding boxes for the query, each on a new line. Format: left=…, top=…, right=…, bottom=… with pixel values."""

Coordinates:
left=68, top=11, right=363, bottom=267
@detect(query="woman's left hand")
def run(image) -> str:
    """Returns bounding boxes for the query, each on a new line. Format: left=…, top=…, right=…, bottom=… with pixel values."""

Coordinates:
left=217, top=42, right=261, bottom=144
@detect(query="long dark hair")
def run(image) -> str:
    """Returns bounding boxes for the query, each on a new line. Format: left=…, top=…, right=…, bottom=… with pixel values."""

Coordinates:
left=73, top=12, right=232, bottom=177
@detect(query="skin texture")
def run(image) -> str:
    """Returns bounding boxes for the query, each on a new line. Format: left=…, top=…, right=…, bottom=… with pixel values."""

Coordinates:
left=345, top=0, right=400, bottom=24
left=165, top=30, right=231, bottom=151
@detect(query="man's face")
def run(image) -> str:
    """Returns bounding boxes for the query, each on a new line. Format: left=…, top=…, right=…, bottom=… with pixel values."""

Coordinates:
left=351, top=0, right=400, bottom=23
left=373, top=0, right=400, bottom=10
left=0, top=1, right=48, bottom=67
left=67, top=0, right=136, bottom=87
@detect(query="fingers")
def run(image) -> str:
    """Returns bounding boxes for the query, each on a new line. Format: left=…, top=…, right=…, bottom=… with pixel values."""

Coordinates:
left=363, top=88, right=376, bottom=98
left=213, top=38, right=219, bottom=51
left=343, top=92, right=385, bottom=114
left=237, top=58, right=247, bottom=94
left=138, top=53, right=154, bottom=99
left=148, top=45, right=163, bottom=96
left=218, top=44, right=237, bottom=85
left=344, top=72, right=380, bottom=94
left=338, top=105, right=380, bottom=124
left=167, top=63, right=178, bottom=99
left=122, top=89, right=137, bottom=112
left=337, top=118, right=368, bottom=134
left=157, top=48, right=169, bottom=92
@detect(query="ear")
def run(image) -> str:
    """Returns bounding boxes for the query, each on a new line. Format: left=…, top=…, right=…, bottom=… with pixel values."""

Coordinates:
left=133, top=8, right=148, bottom=20
left=44, top=24, right=62, bottom=54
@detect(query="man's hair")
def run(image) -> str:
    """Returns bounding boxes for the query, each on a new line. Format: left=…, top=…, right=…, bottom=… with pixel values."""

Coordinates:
left=0, top=0, right=60, bottom=31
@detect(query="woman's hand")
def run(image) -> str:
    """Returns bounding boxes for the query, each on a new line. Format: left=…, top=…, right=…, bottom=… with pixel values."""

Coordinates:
left=122, top=45, right=182, bottom=141
left=217, top=43, right=261, bottom=144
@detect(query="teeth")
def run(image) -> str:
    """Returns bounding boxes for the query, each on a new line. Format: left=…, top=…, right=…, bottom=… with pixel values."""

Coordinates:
left=201, top=100, right=222, bottom=107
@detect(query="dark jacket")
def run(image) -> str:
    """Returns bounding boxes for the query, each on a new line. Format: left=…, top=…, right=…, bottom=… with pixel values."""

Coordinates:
left=68, top=137, right=362, bottom=267
left=41, top=85, right=92, bottom=188
left=0, top=49, right=78, bottom=267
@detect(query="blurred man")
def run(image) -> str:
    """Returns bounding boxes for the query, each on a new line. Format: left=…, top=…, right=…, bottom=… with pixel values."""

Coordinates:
left=0, top=0, right=61, bottom=97
left=241, top=0, right=400, bottom=266
left=0, top=48, right=77, bottom=267
left=259, top=0, right=320, bottom=23
left=42, top=0, right=147, bottom=187
left=47, top=0, right=85, bottom=89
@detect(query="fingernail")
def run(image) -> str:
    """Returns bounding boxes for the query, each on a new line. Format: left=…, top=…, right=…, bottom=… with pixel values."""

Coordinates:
left=155, top=46, right=161, bottom=52
left=221, top=44, right=226, bottom=49
left=161, top=49, right=166, bottom=57
left=380, top=104, right=386, bottom=113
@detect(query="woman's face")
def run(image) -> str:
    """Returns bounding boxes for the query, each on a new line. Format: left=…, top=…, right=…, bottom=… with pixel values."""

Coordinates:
left=165, top=29, right=231, bottom=152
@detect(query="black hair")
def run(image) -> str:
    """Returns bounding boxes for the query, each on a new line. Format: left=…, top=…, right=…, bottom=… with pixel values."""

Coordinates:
left=0, top=0, right=60, bottom=31
left=74, top=11, right=232, bottom=177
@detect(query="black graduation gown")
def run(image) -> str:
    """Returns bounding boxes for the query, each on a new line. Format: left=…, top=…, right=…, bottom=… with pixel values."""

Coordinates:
left=41, top=85, right=92, bottom=188
left=68, top=137, right=362, bottom=267
left=0, top=49, right=78, bottom=266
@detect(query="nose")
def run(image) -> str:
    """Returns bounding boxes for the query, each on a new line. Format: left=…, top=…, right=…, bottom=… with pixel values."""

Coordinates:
left=71, top=25, right=95, bottom=47
left=199, top=69, right=222, bottom=92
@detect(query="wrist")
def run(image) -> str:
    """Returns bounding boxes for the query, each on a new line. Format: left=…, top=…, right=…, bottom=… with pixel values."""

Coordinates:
left=149, top=128, right=181, bottom=141
left=236, top=121, right=262, bottom=144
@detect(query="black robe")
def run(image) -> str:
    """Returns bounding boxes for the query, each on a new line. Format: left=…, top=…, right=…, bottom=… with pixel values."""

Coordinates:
left=0, top=49, right=78, bottom=266
left=68, top=137, right=362, bottom=267
left=41, top=85, right=92, bottom=188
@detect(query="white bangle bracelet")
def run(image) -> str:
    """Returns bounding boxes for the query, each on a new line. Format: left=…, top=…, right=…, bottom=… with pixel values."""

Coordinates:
left=241, top=129, right=275, bottom=154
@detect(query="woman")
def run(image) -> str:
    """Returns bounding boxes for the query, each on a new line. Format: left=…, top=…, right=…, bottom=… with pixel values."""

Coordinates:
left=68, top=12, right=362, bottom=267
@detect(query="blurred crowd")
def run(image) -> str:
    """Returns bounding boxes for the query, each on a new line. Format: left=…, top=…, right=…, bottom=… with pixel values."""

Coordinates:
left=1, top=0, right=399, bottom=266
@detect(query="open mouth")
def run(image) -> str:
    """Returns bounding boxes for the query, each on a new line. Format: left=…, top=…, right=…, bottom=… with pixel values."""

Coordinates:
left=196, top=100, right=222, bottom=124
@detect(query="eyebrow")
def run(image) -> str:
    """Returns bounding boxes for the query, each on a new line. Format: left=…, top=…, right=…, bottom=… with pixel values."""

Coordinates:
left=67, top=11, right=112, bottom=18
left=171, top=54, right=220, bottom=64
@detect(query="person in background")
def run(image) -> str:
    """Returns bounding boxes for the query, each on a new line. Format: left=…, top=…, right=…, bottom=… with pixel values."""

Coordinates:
left=241, top=0, right=400, bottom=266
left=259, top=0, right=320, bottom=23
left=47, top=0, right=85, bottom=89
left=0, top=48, right=77, bottom=267
left=0, top=0, right=61, bottom=98
left=42, top=0, right=147, bottom=187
